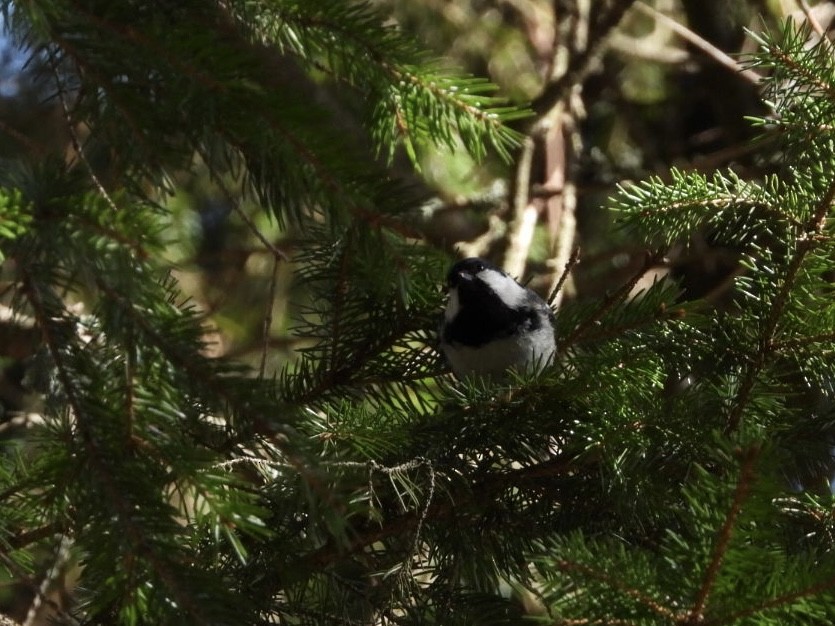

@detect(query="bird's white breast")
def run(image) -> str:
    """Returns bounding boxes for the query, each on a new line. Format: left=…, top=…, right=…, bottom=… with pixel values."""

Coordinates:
left=444, top=288, right=461, bottom=322
left=442, top=323, right=555, bottom=380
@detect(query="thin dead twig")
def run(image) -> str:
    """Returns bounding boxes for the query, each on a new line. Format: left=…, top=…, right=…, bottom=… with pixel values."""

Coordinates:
left=632, top=2, right=761, bottom=85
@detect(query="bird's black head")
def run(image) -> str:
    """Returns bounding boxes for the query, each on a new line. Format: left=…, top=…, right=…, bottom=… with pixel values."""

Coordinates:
left=446, top=257, right=502, bottom=289
left=443, top=257, right=543, bottom=346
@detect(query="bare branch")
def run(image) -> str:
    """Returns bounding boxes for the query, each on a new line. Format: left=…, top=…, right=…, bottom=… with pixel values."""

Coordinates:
left=632, top=2, right=761, bottom=85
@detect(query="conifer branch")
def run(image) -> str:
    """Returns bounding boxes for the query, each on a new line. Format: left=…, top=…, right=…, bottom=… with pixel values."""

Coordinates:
left=48, top=51, right=119, bottom=214
left=385, top=64, right=524, bottom=151
left=92, top=279, right=215, bottom=387
left=571, top=303, right=685, bottom=346
left=46, top=34, right=153, bottom=162
left=294, top=454, right=576, bottom=574
left=66, top=0, right=224, bottom=91
left=558, top=250, right=662, bottom=351
left=20, top=272, right=216, bottom=626
left=270, top=7, right=524, bottom=147
left=328, top=238, right=352, bottom=382
left=70, top=214, right=150, bottom=260
left=7, top=524, right=61, bottom=551
left=725, top=175, right=835, bottom=433
left=56, top=4, right=419, bottom=236
left=773, top=331, right=835, bottom=350
left=764, top=38, right=835, bottom=103
left=550, top=617, right=640, bottom=626
left=554, top=559, right=678, bottom=620
left=21, top=271, right=110, bottom=478
left=216, top=181, right=289, bottom=263
left=710, top=572, right=835, bottom=625
left=284, top=313, right=433, bottom=406
left=687, top=445, right=761, bottom=624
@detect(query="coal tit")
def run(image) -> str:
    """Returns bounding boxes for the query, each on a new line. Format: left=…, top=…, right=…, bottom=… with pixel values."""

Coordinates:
left=440, top=258, right=556, bottom=380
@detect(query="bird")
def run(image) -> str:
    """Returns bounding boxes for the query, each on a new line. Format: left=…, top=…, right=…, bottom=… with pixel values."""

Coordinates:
left=439, top=257, right=556, bottom=380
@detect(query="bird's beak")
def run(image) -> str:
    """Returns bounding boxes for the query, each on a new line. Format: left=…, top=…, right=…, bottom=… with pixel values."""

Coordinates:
left=453, top=269, right=474, bottom=284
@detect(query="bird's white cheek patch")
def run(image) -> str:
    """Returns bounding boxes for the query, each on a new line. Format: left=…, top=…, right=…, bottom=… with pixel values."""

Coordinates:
left=479, top=270, right=528, bottom=308
left=445, top=288, right=461, bottom=321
